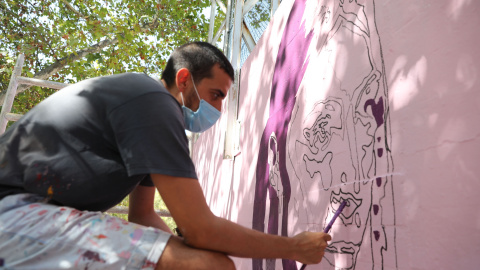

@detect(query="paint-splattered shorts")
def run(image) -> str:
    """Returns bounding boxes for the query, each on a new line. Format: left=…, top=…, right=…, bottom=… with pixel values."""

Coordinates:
left=0, top=193, right=171, bottom=269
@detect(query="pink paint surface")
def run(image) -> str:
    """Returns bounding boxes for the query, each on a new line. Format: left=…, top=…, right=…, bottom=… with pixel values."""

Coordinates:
left=192, top=0, right=480, bottom=269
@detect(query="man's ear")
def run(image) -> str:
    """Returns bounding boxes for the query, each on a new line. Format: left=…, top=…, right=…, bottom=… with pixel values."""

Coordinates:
left=175, top=68, right=191, bottom=93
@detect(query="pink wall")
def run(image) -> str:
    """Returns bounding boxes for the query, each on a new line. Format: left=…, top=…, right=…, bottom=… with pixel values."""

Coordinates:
left=192, top=0, right=480, bottom=269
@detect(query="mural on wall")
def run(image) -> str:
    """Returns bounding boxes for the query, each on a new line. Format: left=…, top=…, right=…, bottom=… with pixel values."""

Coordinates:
left=252, top=0, right=397, bottom=269
left=251, top=0, right=313, bottom=268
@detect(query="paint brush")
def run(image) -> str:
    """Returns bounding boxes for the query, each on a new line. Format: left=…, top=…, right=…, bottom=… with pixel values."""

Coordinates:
left=300, top=200, right=347, bottom=270
left=323, top=200, right=347, bottom=233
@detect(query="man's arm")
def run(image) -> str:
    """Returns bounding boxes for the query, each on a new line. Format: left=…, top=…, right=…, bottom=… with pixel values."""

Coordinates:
left=128, top=184, right=173, bottom=234
left=151, top=173, right=331, bottom=264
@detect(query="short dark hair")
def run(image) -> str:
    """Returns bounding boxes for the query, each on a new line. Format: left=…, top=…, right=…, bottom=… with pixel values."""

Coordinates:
left=161, top=41, right=234, bottom=87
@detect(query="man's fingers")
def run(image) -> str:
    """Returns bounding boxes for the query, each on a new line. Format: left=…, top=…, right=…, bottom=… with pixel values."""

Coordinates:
left=323, top=233, right=332, bottom=241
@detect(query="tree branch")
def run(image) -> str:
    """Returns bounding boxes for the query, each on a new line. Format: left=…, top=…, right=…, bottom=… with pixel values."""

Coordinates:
left=0, top=7, right=165, bottom=104
left=0, top=37, right=118, bottom=103
left=0, top=2, right=26, bottom=27
left=60, top=0, right=88, bottom=19
left=34, top=37, right=118, bottom=80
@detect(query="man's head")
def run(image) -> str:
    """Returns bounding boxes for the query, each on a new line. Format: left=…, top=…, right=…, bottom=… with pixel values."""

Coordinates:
left=161, top=42, right=234, bottom=133
left=161, top=42, right=234, bottom=112
left=162, top=41, right=234, bottom=88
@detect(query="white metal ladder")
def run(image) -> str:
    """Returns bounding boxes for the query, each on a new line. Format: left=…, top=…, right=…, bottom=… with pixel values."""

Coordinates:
left=0, top=54, right=69, bottom=134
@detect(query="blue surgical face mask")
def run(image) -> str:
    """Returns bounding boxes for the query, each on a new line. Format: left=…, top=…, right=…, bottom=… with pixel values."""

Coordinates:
left=181, top=77, right=221, bottom=133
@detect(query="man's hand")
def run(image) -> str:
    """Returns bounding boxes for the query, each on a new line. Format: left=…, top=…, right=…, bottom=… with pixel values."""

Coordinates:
left=292, top=232, right=331, bottom=265
left=151, top=173, right=331, bottom=262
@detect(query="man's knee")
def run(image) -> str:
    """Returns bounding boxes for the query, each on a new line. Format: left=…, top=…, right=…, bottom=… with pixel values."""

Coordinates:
left=187, top=247, right=235, bottom=270
left=156, top=236, right=236, bottom=270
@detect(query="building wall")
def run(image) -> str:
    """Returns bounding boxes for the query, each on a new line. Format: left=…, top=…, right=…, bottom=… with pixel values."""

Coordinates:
left=192, top=0, right=480, bottom=269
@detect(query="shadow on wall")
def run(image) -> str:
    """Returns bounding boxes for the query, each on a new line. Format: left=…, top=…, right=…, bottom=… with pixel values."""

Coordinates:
left=191, top=113, right=229, bottom=217
left=192, top=0, right=288, bottom=222
left=192, top=0, right=480, bottom=269
left=248, top=0, right=397, bottom=269
left=382, top=1, right=480, bottom=269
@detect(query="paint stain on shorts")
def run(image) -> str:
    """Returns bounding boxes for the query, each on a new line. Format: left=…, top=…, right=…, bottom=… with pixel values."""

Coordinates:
left=130, top=229, right=143, bottom=245
left=142, top=259, right=156, bottom=268
left=94, top=234, right=108, bottom=239
left=119, top=251, right=131, bottom=259
left=82, top=250, right=105, bottom=263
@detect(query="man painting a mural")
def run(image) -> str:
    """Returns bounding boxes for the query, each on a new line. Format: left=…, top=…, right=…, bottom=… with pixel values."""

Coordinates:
left=0, top=42, right=331, bottom=269
left=253, top=0, right=396, bottom=269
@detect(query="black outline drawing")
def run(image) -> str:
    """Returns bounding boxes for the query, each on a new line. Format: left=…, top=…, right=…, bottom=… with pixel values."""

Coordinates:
left=286, top=0, right=397, bottom=269
left=251, top=0, right=397, bottom=269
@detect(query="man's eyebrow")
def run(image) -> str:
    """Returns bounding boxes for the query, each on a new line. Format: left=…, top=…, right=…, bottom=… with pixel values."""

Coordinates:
left=212, top=89, right=226, bottom=98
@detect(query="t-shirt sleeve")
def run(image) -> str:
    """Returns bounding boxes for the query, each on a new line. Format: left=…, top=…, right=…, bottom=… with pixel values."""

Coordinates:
left=108, top=92, right=197, bottom=180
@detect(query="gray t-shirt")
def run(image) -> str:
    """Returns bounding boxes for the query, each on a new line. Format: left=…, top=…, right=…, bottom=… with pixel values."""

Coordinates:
left=0, top=73, right=197, bottom=211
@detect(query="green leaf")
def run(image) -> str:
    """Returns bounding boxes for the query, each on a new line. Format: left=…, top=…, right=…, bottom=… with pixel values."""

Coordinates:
left=125, top=32, right=134, bottom=42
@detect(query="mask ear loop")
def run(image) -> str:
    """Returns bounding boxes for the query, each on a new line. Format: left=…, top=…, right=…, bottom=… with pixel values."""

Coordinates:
left=191, top=76, right=201, bottom=101
left=180, top=92, right=185, bottom=106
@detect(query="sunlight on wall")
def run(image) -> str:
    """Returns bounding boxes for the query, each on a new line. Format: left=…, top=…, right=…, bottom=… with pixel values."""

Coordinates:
left=456, top=54, right=477, bottom=90
left=447, top=0, right=473, bottom=20
left=390, top=55, right=427, bottom=111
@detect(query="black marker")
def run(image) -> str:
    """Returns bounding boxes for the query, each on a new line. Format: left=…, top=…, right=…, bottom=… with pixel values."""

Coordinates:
left=300, top=200, right=347, bottom=270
